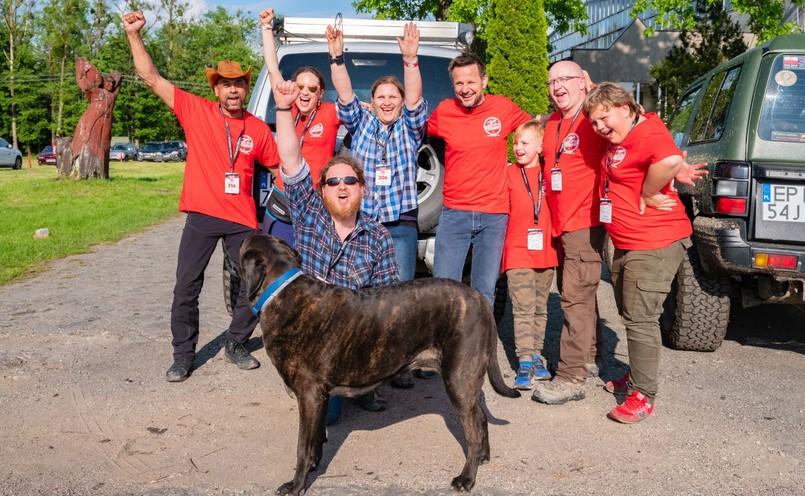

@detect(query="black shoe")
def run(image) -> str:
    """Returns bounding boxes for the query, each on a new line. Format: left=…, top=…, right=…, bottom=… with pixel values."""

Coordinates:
left=166, top=357, right=194, bottom=382
left=390, top=371, right=415, bottom=389
left=357, top=391, right=387, bottom=412
left=224, top=339, right=260, bottom=370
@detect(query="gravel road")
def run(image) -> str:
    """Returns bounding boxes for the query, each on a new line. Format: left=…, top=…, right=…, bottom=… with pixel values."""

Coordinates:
left=1, top=214, right=803, bottom=496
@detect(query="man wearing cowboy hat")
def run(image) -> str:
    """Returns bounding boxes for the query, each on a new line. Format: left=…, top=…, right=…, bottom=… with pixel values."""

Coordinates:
left=123, top=10, right=280, bottom=382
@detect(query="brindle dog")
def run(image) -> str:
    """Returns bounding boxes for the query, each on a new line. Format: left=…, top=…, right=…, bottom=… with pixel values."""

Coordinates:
left=240, top=235, right=521, bottom=495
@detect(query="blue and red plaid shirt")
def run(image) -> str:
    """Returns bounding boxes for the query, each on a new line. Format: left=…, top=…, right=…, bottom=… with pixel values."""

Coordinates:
left=283, top=161, right=399, bottom=289
left=337, top=95, right=427, bottom=223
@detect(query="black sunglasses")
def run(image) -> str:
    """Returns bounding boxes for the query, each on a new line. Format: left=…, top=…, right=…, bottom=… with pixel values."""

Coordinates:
left=324, top=176, right=359, bottom=187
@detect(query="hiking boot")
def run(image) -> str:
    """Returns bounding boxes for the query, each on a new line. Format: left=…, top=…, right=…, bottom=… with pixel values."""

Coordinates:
left=531, top=355, right=551, bottom=381
left=166, top=357, right=194, bottom=382
left=357, top=390, right=387, bottom=412
left=224, top=339, right=260, bottom=370
left=531, top=379, right=585, bottom=405
left=604, top=372, right=633, bottom=395
left=608, top=390, right=654, bottom=424
left=513, top=362, right=533, bottom=390
left=390, top=371, right=415, bottom=389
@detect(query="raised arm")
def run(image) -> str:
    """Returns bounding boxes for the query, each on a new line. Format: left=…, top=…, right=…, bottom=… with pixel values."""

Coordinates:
left=259, top=8, right=285, bottom=90
left=326, top=24, right=355, bottom=104
left=122, top=11, right=175, bottom=109
left=397, top=22, right=422, bottom=109
left=274, top=81, right=303, bottom=176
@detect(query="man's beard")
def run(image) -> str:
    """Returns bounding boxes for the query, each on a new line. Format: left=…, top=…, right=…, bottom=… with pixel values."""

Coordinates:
left=322, top=194, right=361, bottom=222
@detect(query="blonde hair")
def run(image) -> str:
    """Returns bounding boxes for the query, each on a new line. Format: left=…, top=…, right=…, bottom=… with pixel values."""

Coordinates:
left=513, top=119, right=545, bottom=142
left=582, top=82, right=641, bottom=118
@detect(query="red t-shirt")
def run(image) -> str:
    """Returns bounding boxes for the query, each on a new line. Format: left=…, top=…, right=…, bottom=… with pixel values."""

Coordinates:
left=541, top=110, right=609, bottom=237
left=295, top=102, right=341, bottom=188
left=172, top=88, right=279, bottom=229
left=601, top=113, right=692, bottom=250
left=428, top=94, right=532, bottom=214
left=501, top=163, right=559, bottom=271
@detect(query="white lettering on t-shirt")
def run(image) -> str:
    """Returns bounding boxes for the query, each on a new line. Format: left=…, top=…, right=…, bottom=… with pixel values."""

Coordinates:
left=309, top=123, right=324, bottom=138
left=562, top=133, right=580, bottom=154
left=239, top=135, right=255, bottom=154
left=611, top=146, right=626, bottom=168
left=483, top=117, right=502, bottom=137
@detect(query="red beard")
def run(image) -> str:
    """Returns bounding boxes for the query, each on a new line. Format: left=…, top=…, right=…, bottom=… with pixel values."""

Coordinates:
left=322, top=193, right=361, bottom=222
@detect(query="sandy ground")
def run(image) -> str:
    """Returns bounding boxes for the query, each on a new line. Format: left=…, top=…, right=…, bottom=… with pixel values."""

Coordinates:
left=1, top=214, right=803, bottom=496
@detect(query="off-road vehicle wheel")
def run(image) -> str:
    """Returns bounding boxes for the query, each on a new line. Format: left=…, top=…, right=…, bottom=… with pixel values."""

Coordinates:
left=661, top=246, right=731, bottom=351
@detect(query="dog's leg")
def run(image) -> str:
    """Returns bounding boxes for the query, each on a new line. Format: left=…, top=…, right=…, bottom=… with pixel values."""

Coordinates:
left=277, top=391, right=328, bottom=496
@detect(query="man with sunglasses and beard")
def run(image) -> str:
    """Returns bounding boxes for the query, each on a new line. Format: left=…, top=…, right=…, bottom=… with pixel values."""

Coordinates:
left=273, top=79, right=399, bottom=425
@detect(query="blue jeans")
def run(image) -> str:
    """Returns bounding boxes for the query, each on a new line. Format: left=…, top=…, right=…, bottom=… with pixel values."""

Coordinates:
left=383, top=221, right=417, bottom=282
left=433, top=207, right=508, bottom=307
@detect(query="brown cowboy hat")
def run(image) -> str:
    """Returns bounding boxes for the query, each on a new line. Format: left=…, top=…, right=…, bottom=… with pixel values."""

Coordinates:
left=205, top=60, right=252, bottom=90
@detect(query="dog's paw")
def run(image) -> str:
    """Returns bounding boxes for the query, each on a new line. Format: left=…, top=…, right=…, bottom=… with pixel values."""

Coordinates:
left=276, top=481, right=304, bottom=496
left=450, top=475, right=475, bottom=492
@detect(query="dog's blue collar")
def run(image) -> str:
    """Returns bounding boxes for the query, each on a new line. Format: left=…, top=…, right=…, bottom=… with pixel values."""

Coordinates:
left=251, top=268, right=303, bottom=316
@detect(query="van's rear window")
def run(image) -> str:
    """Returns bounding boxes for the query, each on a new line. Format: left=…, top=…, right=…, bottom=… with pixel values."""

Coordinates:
left=759, top=54, right=805, bottom=142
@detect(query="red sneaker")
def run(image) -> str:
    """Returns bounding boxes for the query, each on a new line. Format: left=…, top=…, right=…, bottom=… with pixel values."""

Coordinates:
left=608, top=390, right=654, bottom=424
left=604, top=372, right=632, bottom=395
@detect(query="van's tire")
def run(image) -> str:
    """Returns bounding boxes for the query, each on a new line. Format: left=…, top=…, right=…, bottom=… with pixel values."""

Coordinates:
left=222, top=242, right=240, bottom=317
left=661, top=246, right=730, bottom=351
left=13, top=156, right=22, bottom=170
left=416, top=142, right=444, bottom=232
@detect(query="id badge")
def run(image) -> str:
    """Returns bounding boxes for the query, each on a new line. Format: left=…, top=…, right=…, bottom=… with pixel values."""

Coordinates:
left=599, top=198, right=613, bottom=224
left=527, top=228, right=544, bottom=251
left=551, top=168, right=562, bottom=191
left=225, top=172, right=240, bottom=194
left=376, top=164, right=391, bottom=186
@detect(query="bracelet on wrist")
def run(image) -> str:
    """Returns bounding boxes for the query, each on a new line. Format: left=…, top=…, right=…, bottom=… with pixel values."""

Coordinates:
left=275, top=106, right=292, bottom=112
left=329, top=54, right=345, bottom=66
left=403, top=57, right=419, bottom=68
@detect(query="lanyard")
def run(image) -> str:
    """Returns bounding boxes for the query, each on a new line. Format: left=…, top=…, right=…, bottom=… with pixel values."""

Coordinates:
left=519, top=165, right=543, bottom=225
left=553, top=105, right=583, bottom=166
left=374, top=119, right=397, bottom=162
left=220, top=106, right=245, bottom=172
left=603, top=114, right=641, bottom=196
left=294, top=108, right=318, bottom=148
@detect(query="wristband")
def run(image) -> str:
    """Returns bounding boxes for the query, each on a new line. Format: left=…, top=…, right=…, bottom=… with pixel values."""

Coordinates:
left=403, top=58, right=419, bottom=68
left=275, top=106, right=292, bottom=112
left=329, top=54, right=345, bottom=66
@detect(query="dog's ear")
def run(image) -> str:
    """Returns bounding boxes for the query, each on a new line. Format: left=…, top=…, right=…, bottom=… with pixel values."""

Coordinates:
left=274, top=236, right=303, bottom=267
left=240, top=247, right=267, bottom=300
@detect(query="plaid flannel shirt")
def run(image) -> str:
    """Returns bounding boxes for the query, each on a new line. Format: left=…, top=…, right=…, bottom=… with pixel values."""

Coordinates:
left=282, top=161, right=399, bottom=289
left=337, top=95, right=427, bottom=223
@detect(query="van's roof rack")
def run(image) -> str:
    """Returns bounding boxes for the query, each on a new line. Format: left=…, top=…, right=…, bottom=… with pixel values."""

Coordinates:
left=275, top=17, right=474, bottom=48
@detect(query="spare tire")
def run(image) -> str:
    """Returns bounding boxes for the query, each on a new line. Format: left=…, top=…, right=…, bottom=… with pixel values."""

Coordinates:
left=661, top=245, right=731, bottom=351
left=416, top=140, right=445, bottom=232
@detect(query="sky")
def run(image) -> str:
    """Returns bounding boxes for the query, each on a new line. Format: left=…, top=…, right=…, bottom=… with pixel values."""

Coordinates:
left=203, top=0, right=372, bottom=19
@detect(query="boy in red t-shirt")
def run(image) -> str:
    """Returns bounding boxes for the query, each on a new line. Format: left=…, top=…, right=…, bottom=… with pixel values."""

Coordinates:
left=502, top=121, right=559, bottom=389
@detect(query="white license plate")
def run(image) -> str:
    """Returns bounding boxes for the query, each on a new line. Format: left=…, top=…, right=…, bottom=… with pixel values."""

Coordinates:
left=761, top=183, right=805, bottom=222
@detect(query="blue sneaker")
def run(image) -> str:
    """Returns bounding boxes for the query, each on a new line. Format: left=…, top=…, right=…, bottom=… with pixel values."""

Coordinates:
left=514, top=362, right=533, bottom=390
left=531, top=355, right=551, bottom=381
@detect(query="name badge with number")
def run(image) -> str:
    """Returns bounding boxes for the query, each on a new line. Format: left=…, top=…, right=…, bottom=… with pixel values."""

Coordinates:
left=599, top=198, right=613, bottom=224
left=551, top=168, right=563, bottom=191
left=527, top=228, right=544, bottom=251
left=225, top=172, right=240, bottom=195
left=376, top=164, right=391, bottom=186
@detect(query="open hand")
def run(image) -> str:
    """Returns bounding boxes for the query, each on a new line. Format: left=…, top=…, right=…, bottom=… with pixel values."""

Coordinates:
left=640, top=192, right=677, bottom=214
left=325, top=25, right=344, bottom=57
left=397, top=22, right=420, bottom=62
left=674, top=151, right=708, bottom=188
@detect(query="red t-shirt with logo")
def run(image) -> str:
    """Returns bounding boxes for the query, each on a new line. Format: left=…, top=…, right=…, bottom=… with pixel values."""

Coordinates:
left=172, top=88, right=279, bottom=229
left=541, top=110, right=609, bottom=237
left=501, top=163, right=559, bottom=271
left=601, top=113, right=692, bottom=250
left=428, top=94, right=532, bottom=213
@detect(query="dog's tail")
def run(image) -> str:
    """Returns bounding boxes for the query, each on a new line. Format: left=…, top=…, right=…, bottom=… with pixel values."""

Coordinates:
left=487, top=357, right=521, bottom=398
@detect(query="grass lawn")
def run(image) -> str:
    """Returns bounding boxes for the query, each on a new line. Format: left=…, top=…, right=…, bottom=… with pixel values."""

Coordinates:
left=0, top=161, right=185, bottom=285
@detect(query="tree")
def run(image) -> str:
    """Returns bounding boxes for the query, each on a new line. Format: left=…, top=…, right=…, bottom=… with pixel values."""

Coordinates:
left=485, top=0, right=549, bottom=115
left=649, top=2, right=747, bottom=116
left=632, top=0, right=805, bottom=41
left=1, top=0, right=37, bottom=149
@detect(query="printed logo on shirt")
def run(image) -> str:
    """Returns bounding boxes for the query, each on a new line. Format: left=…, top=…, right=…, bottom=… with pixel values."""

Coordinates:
left=562, top=133, right=580, bottom=154
left=483, top=117, right=502, bottom=137
left=239, top=135, right=255, bottom=154
left=309, top=123, right=324, bottom=138
left=611, top=146, right=626, bottom=168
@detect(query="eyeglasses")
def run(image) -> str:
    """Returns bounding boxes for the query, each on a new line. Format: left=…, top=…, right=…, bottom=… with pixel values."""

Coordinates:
left=547, top=75, right=582, bottom=87
left=297, top=83, right=320, bottom=93
left=324, top=176, right=359, bottom=187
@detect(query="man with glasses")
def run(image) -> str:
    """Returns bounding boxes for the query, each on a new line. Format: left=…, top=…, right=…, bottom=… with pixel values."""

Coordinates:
left=273, top=79, right=399, bottom=424
left=531, top=60, right=610, bottom=405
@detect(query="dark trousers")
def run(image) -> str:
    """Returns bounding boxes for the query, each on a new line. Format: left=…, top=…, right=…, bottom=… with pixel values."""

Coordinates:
left=171, top=212, right=259, bottom=359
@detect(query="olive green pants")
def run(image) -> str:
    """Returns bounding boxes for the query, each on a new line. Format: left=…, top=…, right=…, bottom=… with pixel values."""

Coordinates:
left=610, top=238, right=691, bottom=403
left=506, top=268, right=555, bottom=361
